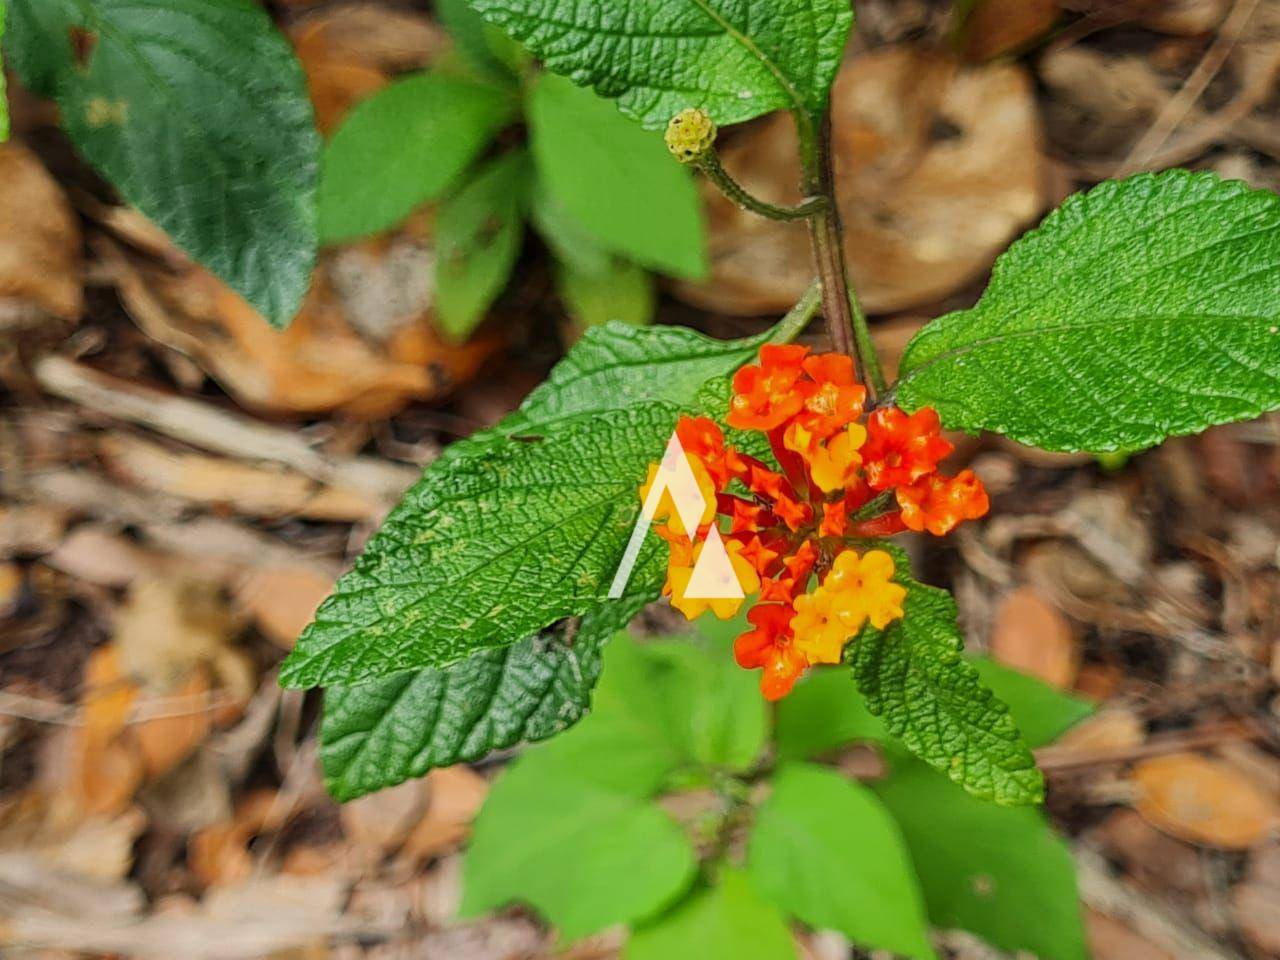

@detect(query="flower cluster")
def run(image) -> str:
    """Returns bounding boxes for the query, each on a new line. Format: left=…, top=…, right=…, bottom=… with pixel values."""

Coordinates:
left=642, top=344, right=989, bottom=699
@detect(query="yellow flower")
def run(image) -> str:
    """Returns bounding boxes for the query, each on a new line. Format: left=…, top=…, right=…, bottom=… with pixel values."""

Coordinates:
left=808, top=423, right=867, bottom=493
left=639, top=454, right=716, bottom=536
left=667, top=539, right=760, bottom=621
left=789, top=587, right=850, bottom=665
left=823, top=548, right=906, bottom=631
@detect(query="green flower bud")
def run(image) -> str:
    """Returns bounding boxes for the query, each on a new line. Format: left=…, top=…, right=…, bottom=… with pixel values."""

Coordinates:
left=665, top=108, right=717, bottom=164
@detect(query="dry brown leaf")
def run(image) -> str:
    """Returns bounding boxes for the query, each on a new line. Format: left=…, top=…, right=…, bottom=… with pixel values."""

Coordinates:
left=104, top=241, right=497, bottom=418
left=1086, top=909, right=1176, bottom=960
left=962, top=0, right=1060, bottom=62
left=133, top=669, right=215, bottom=780
left=673, top=47, right=1044, bottom=316
left=340, top=779, right=429, bottom=856
left=1132, top=752, right=1280, bottom=850
left=0, top=791, right=147, bottom=883
left=189, top=789, right=279, bottom=888
left=98, top=434, right=383, bottom=522
left=45, top=527, right=157, bottom=588
left=1141, top=0, right=1228, bottom=35
left=76, top=647, right=143, bottom=815
left=401, top=766, right=490, bottom=861
left=990, top=586, right=1079, bottom=688
left=235, top=566, right=336, bottom=650
left=1054, top=708, right=1146, bottom=755
left=0, top=142, right=83, bottom=323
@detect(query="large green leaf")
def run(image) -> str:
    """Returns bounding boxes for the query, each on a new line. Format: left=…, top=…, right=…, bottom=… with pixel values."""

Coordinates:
left=6, top=0, right=319, bottom=328
left=436, top=0, right=523, bottom=85
left=896, top=171, right=1280, bottom=452
left=848, top=548, right=1044, bottom=805
left=528, top=73, right=705, bottom=278
left=876, top=760, right=1087, bottom=960
left=471, top=0, right=854, bottom=129
left=318, top=72, right=514, bottom=243
left=280, top=321, right=785, bottom=689
left=461, top=742, right=697, bottom=941
left=747, top=763, right=936, bottom=960
left=279, top=404, right=673, bottom=688
left=319, top=600, right=641, bottom=802
left=627, top=870, right=798, bottom=960
left=435, top=150, right=530, bottom=341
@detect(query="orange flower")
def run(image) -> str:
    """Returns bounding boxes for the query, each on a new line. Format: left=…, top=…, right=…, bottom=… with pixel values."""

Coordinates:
left=861, top=407, right=953, bottom=491
left=734, top=603, right=807, bottom=700
left=796, top=353, right=866, bottom=439
left=819, top=499, right=847, bottom=537
left=728, top=344, right=812, bottom=430
left=897, top=469, right=989, bottom=536
left=676, top=416, right=744, bottom=486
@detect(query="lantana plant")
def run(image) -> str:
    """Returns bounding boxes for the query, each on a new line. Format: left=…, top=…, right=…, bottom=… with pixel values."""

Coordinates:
left=279, top=0, right=1280, bottom=827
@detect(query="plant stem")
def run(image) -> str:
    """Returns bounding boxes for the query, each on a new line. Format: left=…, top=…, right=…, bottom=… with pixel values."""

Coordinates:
left=767, top=278, right=823, bottom=344
left=700, top=153, right=828, bottom=222
left=798, top=110, right=886, bottom=399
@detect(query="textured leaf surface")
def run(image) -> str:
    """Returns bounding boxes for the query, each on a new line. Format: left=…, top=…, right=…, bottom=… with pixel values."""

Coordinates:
left=7, top=0, right=319, bottom=327
left=748, top=763, right=936, bottom=960
left=319, top=601, right=640, bottom=802
left=280, top=322, right=778, bottom=689
left=849, top=548, right=1044, bottom=805
left=471, top=0, right=854, bottom=128
left=529, top=74, right=705, bottom=277
left=318, top=72, right=514, bottom=242
left=876, top=760, right=1086, bottom=960
left=896, top=171, right=1280, bottom=452
left=435, top=151, right=529, bottom=340
left=280, top=405, right=672, bottom=688
left=626, top=870, right=798, bottom=960
left=462, top=742, right=696, bottom=940
left=971, top=658, right=1093, bottom=749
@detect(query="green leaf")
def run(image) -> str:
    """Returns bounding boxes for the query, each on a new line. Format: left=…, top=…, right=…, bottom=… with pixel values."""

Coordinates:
left=461, top=744, right=697, bottom=941
left=875, top=760, right=1086, bottom=960
left=971, top=657, right=1093, bottom=749
left=748, top=763, right=936, bottom=960
left=777, top=657, right=1092, bottom=763
left=558, top=257, right=656, bottom=328
left=318, top=72, right=514, bottom=243
left=848, top=547, right=1044, bottom=805
left=528, top=73, right=706, bottom=278
left=435, top=151, right=529, bottom=341
left=279, top=321, right=778, bottom=689
left=6, top=0, right=319, bottom=328
left=319, top=600, right=640, bottom=802
left=1, top=1, right=9, bottom=143
left=518, top=320, right=771, bottom=425
left=627, top=870, right=798, bottom=960
left=436, top=0, right=523, bottom=85
left=896, top=170, right=1280, bottom=452
left=774, top=666, right=891, bottom=762
left=657, top=620, right=769, bottom=773
left=471, top=0, right=854, bottom=129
